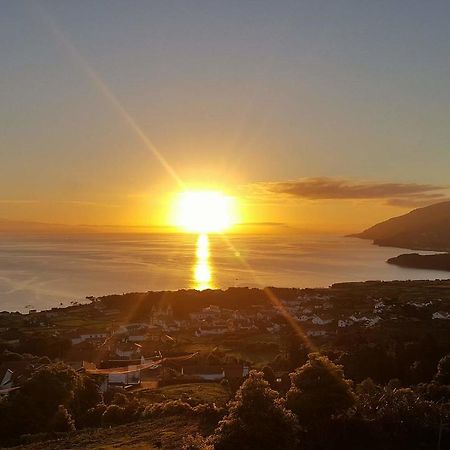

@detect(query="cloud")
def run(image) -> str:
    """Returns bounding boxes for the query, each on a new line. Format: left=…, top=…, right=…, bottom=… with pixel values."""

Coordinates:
left=257, top=177, right=448, bottom=206
left=0, top=200, right=40, bottom=205
left=0, top=199, right=120, bottom=208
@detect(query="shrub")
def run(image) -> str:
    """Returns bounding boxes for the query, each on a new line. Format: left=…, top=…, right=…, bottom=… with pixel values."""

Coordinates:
left=102, top=404, right=125, bottom=426
left=51, top=405, right=75, bottom=432
left=286, top=353, right=355, bottom=427
left=143, top=400, right=193, bottom=419
left=83, top=403, right=107, bottom=427
left=208, top=371, right=299, bottom=450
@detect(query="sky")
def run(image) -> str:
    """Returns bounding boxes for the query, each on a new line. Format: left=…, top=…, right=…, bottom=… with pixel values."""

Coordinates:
left=1, top=0, right=449, bottom=232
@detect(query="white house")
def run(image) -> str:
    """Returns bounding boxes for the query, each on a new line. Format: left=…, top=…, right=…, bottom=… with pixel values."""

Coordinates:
left=108, top=365, right=141, bottom=386
left=115, top=323, right=150, bottom=335
left=432, top=311, right=450, bottom=320
left=311, top=315, right=333, bottom=325
left=338, top=319, right=354, bottom=328
left=364, top=316, right=382, bottom=327
left=195, top=324, right=229, bottom=336
left=71, top=330, right=109, bottom=345
left=298, top=315, right=312, bottom=322
left=307, top=330, right=327, bottom=337
left=267, top=324, right=280, bottom=333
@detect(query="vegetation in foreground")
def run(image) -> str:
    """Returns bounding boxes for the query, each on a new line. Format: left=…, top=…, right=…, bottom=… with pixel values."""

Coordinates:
left=1, top=280, right=450, bottom=449
left=1, top=352, right=450, bottom=449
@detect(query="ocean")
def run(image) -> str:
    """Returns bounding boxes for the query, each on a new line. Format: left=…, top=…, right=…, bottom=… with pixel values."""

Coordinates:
left=0, top=232, right=448, bottom=312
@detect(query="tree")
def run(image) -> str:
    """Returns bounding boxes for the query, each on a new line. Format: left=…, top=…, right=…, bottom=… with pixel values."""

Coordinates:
left=0, top=363, right=101, bottom=440
left=434, top=353, right=450, bottom=385
left=71, top=374, right=103, bottom=427
left=102, top=404, right=125, bottom=426
left=208, top=371, right=299, bottom=450
left=5, top=362, right=80, bottom=435
left=286, top=353, right=355, bottom=427
left=51, top=405, right=75, bottom=432
left=262, top=366, right=276, bottom=389
left=359, top=386, right=447, bottom=448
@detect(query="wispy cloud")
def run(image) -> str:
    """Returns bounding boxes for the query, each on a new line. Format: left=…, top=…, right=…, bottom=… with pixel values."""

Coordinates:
left=254, top=177, right=449, bottom=207
left=0, top=200, right=40, bottom=205
left=0, top=199, right=120, bottom=208
left=55, top=200, right=121, bottom=208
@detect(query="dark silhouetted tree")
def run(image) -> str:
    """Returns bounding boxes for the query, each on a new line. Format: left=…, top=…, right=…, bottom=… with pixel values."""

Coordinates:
left=434, top=353, right=450, bottom=385
left=208, top=370, right=299, bottom=450
left=286, top=353, right=355, bottom=427
left=262, top=365, right=276, bottom=389
left=51, top=404, right=75, bottom=432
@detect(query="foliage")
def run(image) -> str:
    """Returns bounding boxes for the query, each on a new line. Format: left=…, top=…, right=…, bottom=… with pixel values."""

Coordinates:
left=102, top=404, right=125, bottom=426
left=356, top=383, right=449, bottom=449
left=83, top=403, right=107, bottom=428
left=262, top=365, right=276, bottom=389
left=51, top=405, right=75, bottom=432
left=143, top=399, right=194, bottom=419
left=207, top=370, right=299, bottom=450
left=434, top=353, right=450, bottom=385
left=0, top=363, right=101, bottom=442
left=286, top=353, right=355, bottom=426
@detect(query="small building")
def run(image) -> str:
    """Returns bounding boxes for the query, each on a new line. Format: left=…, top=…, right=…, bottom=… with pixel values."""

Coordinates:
left=307, top=330, right=327, bottom=337
left=433, top=311, right=450, bottom=320
left=70, top=330, right=109, bottom=345
left=84, top=359, right=143, bottom=390
left=180, top=364, right=249, bottom=381
left=338, top=319, right=354, bottom=328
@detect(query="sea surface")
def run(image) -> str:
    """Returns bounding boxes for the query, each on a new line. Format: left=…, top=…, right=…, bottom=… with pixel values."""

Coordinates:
left=0, top=232, right=448, bottom=312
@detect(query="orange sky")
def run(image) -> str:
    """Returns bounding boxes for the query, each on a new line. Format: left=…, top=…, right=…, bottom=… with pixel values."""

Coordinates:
left=1, top=2, right=450, bottom=233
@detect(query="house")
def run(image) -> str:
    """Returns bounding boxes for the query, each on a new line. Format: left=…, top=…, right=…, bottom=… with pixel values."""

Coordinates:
left=364, top=316, right=382, bottom=327
left=115, top=323, right=151, bottom=335
left=83, top=359, right=144, bottom=390
left=311, top=315, right=333, bottom=325
left=180, top=364, right=249, bottom=381
left=267, top=324, right=280, bottom=333
left=298, top=315, right=312, bottom=322
left=151, top=304, right=174, bottom=326
left=195, top=323, right=230, bottom=336
left=114, top=342, right=142, bottom=359
left=338, top=319, right=354, bottom=328
left=190, top=305, right=221, bottom=321
left=408, top=301, right=433, bottom=309
left=70, top=329, right=109, bottom=345
left=307, top=330, right=327, bottom=337
left=432, top=311, right=450, bottom=320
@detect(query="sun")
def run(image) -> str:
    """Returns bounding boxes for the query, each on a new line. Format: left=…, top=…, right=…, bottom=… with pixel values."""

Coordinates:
left=173, top=190, right=237, bottom=233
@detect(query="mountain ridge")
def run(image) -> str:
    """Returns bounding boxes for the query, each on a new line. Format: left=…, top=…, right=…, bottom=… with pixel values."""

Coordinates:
left=351, top=200, right=450, bottom=252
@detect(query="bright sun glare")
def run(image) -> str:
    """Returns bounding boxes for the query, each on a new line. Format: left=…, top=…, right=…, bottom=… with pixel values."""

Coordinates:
left=174, top=190, right=236, bottom=233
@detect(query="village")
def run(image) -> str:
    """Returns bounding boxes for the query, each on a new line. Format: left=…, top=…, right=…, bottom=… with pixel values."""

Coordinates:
left=1, top=280, right=450, bottom=397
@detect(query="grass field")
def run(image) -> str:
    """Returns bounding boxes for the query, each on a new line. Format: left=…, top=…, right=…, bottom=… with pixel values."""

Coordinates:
left=12, top=416, right=203, bottom=450
left=136, top=382, right=230, bottom=407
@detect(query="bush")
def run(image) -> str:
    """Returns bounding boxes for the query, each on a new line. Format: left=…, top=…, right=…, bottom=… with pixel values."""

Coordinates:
left=182, top=433, right=213, bottom=450
left=143, top=400, right=194, bottom=419
left=286, top=353, right=355, bottom=427
left=101, top=404, right=125, bottom=426
left=193, top=403, right=225, bottom=425
left=51, top=405, right=75, bottom=432
left=434, top=353, right=450, bottom=385
left=208, top=371, right=299, bottom=450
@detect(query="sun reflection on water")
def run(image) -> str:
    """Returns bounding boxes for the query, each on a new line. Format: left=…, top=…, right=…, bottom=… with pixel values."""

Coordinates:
left=193, top=233, right=213, bottom=290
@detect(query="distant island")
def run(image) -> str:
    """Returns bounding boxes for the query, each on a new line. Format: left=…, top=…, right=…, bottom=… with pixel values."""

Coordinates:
left=352, top=200, right=450, bottom=252
left=387, top=253, right=450, bottom=271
